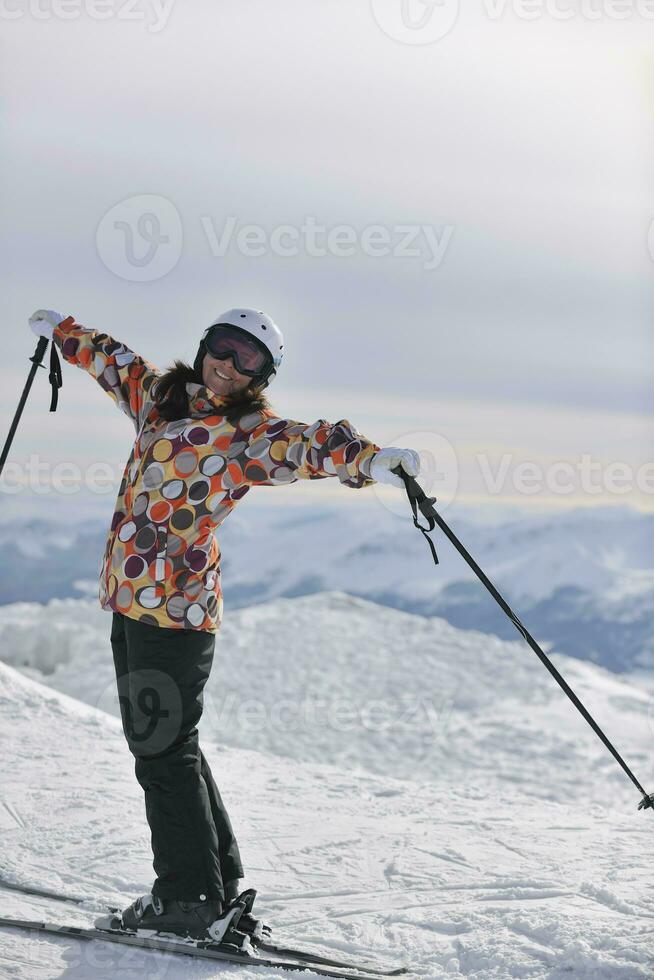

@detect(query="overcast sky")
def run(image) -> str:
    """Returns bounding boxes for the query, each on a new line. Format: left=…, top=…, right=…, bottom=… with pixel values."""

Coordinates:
left=1, top=1, right=652, bottom=524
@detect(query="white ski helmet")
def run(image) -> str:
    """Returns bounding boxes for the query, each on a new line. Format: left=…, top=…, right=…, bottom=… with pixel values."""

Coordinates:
left=197, top=307, right=284, bottom=389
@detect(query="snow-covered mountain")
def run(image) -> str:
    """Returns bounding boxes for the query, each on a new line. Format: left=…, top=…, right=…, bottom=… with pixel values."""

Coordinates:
left=0, top=517, right=106, bottom=604
left=1, top=503, right=653, bottom=671
left=1, top=608, right=653, bottom=979
left=0, top=591, right=651, bottom=811
left=218, top=503, right=654, bottom=672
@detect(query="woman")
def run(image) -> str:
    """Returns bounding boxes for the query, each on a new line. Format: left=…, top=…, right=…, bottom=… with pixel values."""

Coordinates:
left=28, top=306, right=421, bottom=946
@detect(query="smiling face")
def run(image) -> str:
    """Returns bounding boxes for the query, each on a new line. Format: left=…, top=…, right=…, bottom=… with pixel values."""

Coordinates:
left=201, top=351, right=253, bottom=397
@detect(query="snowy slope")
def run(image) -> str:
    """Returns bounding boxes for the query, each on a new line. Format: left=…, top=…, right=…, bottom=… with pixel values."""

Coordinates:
left=1, top=658, right=653, bottom=978
left=0, top=592, right=651, bottom=811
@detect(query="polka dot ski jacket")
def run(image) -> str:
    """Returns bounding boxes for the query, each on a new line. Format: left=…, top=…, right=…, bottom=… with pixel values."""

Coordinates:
left=53, top=316, right=382, bottom=633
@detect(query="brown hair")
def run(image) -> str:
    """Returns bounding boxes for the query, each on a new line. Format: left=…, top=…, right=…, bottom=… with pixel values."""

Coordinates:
left=152, top=360, right=273, bottom=427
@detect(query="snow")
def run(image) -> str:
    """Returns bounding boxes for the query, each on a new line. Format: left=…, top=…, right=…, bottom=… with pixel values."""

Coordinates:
left=218, top=503, right=654, bottom=608
left=0, top=592, right=650, bottom=808
left=3, top=504, right=652, bottom=672
left=1, top=595, right=653, bottom=977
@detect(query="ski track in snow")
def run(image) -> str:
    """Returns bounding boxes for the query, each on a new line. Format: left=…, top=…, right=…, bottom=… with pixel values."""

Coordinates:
left=0, top=641, right=653, bottom=980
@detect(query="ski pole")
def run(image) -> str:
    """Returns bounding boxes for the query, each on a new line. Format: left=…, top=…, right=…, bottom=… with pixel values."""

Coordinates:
left=390, top=464, right=654, bottom=815
left=0, top=335, right=62, bottom=480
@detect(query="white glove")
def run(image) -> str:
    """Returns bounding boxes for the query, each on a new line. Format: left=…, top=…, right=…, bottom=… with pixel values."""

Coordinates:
left=370, top=447, right=420, bottom=488
left=29, top=309, right=65, bottom=340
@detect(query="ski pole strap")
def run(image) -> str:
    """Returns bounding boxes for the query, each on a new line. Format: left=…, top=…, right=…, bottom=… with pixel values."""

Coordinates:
left=48, top=342, right=62, bottom=412
left=391, top=464, right=440, bottom=566
left=393, top=466, right=654, bottom=814
left=28, top=337, right=62, bottom=411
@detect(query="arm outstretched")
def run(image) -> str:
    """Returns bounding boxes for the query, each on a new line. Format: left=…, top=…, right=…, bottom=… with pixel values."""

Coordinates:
left=240, top=411, right=382, bottom=490
left=53, top=315, right=161, bottom=431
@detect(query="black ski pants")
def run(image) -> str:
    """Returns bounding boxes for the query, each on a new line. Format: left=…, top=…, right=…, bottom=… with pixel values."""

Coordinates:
left=110, top=611, right=243, bottom=904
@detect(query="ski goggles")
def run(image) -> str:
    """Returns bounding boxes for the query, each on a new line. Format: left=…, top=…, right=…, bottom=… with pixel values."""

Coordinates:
left=202, top=323, right=272, bottom=377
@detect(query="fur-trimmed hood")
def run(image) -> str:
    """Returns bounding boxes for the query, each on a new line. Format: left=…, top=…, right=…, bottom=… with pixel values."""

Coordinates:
left=151, top=360, right=274, bottom=425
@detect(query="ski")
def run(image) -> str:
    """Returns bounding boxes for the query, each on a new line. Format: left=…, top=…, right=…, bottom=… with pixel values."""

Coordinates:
left=256, top=939, right=408, bottom=976
left=0, top=879, right=407, bottom=977
left=0, top=877, right=85, bottom=905
left=104, top=905, right=407, bottom=978
left=0, top=916, right=400, bottom=979
left=103, top=905, right=408, bottom=977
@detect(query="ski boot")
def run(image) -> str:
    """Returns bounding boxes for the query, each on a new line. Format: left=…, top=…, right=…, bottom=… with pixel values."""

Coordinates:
left=98, top=893, right=249, bottom=949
